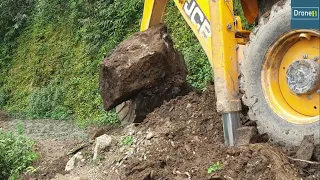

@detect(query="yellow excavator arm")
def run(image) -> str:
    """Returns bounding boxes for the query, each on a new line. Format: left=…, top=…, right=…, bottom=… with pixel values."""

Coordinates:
left=108, top=0, right=320, bottom=146
left=140, top=0, right=259, bottom=146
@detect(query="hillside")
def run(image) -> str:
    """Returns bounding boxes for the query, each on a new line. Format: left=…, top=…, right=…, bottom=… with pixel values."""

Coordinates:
left=0, top=0, right=212, bottom=125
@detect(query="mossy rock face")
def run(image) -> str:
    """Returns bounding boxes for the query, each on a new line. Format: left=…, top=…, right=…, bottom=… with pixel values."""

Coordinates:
left=0, top=111, right=9, bottom=121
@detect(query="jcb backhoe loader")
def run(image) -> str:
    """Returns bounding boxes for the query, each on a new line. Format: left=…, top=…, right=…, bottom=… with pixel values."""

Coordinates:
left=106, top=0, right=320, bottom=146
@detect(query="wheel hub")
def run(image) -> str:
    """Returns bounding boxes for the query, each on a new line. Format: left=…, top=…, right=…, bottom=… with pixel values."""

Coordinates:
left=262, top=30, right=320, bottom=123
left=286, top=59, right=320, bottom=95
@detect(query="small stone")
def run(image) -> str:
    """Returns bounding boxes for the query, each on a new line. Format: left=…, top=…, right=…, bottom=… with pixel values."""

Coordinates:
left=206, top=123, right=214, bottom=131
left=235, top=126, right=258, bottom=146
left=169, top=106, right=174, bottom=112
left=93, top=134, right=112, bottom=160
left=168, top=134, right=174, bottom=139
left=296, top=135, right=315, bottom=168
left=146, top=132, right=154, bottom=140
left=65, top=152, right=84, bottom=171
left=119, top=146, right=126, bottom=153
left=124, top=124, right=136, bottom=136
left=186, top=103, right=192, bottom=108
left=184, top=144, right=191, bottom=152
left=164, top=117, right=171, bottom=121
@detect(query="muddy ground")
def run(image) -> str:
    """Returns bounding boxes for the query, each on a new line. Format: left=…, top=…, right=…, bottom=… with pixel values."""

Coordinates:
left=0, top=83, right=319, bottom=180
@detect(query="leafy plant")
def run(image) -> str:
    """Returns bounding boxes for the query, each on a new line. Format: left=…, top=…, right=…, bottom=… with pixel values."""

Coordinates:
left=26, top=84, right=72, bottom=120
left=207, top=161, right=222, bottom=174
left=17, top=121, right=24, bottom=135
left=0, top=0, right=35, bottom=42
left=122, top=136, right=134, bottom=146
left=0, top=124, right=38, bottom=179
left=0, top=86, right=10, bottom=109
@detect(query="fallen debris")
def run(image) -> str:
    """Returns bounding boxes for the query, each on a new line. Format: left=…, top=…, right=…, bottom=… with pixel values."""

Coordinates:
left=296, top=135, right=315, bottom=168
left=235, top=126, right=258, bottom=146
left=313, top=145, right=320, bottom=162
left=93, top=134, right=113, bottom=160
left=12, top=84, right=319, bottom=180
left=67, top=143, right=90, bottom=156
left=65, top=152, right=84, bottom=171
left=145, top=132, right=154, bottom=140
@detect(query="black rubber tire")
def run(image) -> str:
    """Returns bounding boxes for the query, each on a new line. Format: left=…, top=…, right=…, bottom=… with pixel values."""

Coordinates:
left=115, top=86, right=180, bottom=125
left=240, top=0, right=320, bottom=145
left=116, top=94, right=161, bottom=125
left=116, top=100, right=136, bottom=125
left=258, top=0, right=280, bottom=18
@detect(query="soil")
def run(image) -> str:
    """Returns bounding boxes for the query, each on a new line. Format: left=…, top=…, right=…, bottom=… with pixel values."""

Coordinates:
left=0, top=83, right=319, bottom=180
left=117, top=83, right=303, bottom=180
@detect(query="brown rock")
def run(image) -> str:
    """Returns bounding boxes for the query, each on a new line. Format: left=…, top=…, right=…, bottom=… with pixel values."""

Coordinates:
left=99, top=25, right=187, bottom=110
left=235, top=126, right=258, bottom=146
left=296, top=135, right=315, bottom=168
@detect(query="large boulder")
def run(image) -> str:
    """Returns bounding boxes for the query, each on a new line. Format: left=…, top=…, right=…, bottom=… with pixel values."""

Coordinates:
left=100, top=25, right=187, bottom=110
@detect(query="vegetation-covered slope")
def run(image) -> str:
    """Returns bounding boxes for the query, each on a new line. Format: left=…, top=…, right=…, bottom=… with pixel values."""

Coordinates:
left=1, top=0, right=248, bottom=125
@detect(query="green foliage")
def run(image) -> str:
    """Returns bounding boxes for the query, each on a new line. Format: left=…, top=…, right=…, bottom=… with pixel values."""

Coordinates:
left=26, top=84, right=72, bottom=120
left=122, top=136, right=134, bottom=146
left=234, top=0, right=255, bottom=30
left=0, top=0, right=35, bottom=42
left=207, top=161, right=222, bottom=174
left=0, top=85, right=10, bottom=109
left=165, top=2, right=213, bottom=90
left=1, top=0, right=143, bottom=125
left=25, top=166, right=38, bottom=175
left=76, top=0, right=144, bottom=55
left=0, top=124, right=38, bottom=179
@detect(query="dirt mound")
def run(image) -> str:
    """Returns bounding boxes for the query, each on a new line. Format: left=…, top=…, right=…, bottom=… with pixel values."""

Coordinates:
left=6, top=84, right=319, bottom=180
left=119, top=83, right=301, bottom=180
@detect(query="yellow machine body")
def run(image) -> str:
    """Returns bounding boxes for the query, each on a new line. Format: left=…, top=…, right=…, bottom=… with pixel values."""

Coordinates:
left=141, top=0, right=258, bottom=113
left=140, top=0, right=320, bottom=120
